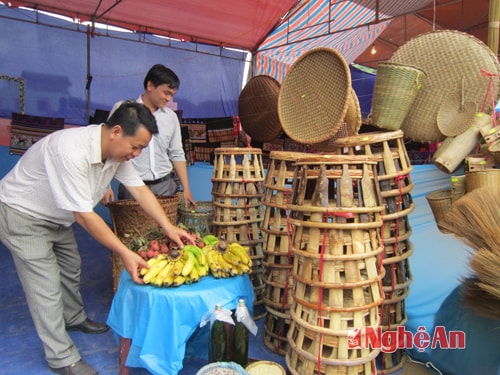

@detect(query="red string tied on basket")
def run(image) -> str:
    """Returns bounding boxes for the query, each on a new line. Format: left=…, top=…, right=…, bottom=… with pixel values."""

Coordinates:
left=480, top=68, right=498, bottom=128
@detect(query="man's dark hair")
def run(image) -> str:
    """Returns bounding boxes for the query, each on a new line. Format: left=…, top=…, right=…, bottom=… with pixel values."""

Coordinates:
left=143, top=64, right=180, bottom=90
left=106, top=101, right=158, bottom=136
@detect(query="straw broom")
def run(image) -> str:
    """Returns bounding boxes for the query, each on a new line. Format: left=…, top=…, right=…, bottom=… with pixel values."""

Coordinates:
left=440, top=187, right=500, bottom=320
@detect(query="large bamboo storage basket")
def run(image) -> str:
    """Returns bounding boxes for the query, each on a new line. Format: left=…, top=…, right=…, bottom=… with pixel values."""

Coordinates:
left=262, top=151, right=311, bottom=354
left=285, top=155, right=385, bottom=375
left=108, top=195, right=180, bottom=292
left=211, top=147, right=266, bottom=319
left=371, top=62, right=427, bottom=131
left=333, top=130, right=415, bottom=257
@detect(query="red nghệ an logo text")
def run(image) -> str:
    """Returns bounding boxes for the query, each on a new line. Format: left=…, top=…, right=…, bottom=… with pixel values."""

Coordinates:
left=347, top=326, right=466, bottom=353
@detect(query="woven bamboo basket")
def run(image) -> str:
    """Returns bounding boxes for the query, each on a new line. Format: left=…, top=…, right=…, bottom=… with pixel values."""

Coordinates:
left=286, top=309, right=381, bottom=375
left=380, top=256, right=413, bottom=328
left=238, top=75, right=282, bottom=142
left=334, top=130, right=414, bottom=219
left=371, top=62, right=427, bottom=131
left=211, top=147, right=267, bottom=319
left=108, top=195, right=179, bottom=292
left=278, top=48, right=351, bottom=144
left=390, top=30, right=500, bottom=143
left=177, top=201, right=213, bottom=236
left=465, top=169, right=500, bottom=192
left=284, top=154, right=385, bottom=374
left=246, top=360, right=286, bottom=375
left=261, top=151, right=311, bottom=354
left=450, top=175, right=466, bottom=204
left=382, top=231, right=413, bottom=261
left=425, top=189, right=452, bottom=233
left=263, top=308, right=291, bottom=355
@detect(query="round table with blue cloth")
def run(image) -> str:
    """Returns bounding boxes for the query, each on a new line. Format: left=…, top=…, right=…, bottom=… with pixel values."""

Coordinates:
left=107, top=270, right=255, bottom=375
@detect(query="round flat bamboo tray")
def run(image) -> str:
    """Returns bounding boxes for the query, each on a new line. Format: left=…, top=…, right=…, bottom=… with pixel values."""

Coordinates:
left=246, top=361, right=286, bottom=375
left=390, top=30, right=500, bottom=143
left=238, top=75, right=282, bottom=142
left=278, top=47, right=351, bottom=144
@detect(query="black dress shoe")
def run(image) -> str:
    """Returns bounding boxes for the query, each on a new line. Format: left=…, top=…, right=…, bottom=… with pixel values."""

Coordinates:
left=66, top=318, right=110, bottom=334
left=49, top=359, right=98, bottom=375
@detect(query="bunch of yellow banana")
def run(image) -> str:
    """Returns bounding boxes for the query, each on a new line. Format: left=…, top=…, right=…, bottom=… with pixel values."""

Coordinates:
left=140, top=244, right=209, bottom=287
left=202, top=240, right=253, bottom=278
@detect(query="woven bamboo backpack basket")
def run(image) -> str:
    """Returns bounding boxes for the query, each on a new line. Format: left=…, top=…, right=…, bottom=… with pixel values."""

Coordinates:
left=108, top=195, right=180, bottom=292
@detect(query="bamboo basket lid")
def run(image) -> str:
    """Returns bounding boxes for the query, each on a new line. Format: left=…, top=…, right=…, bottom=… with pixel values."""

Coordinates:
left=238, top=75, right=282, bottom=142
left=278, top=48, right=351, bottom=144
left=389, top=30, right=500, bottom=143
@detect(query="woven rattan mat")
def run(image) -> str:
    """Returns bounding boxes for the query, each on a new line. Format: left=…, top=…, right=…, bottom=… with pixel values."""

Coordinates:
left=238, top=75, right=282, bottom=142
left=390, top=30, right=500, bottom=143
left=278, top=48, right=351, bottom=144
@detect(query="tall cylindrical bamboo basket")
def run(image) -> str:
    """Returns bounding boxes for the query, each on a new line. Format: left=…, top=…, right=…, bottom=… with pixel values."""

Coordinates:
left=211, top=147, right=267, bottom=319
left=108, top=195, right=180, bottom=292
left=284, top=155, right=385, bottom=375
left=261, top=151, right=311, bottom=355
left=333, top=130, right=415, bottom=374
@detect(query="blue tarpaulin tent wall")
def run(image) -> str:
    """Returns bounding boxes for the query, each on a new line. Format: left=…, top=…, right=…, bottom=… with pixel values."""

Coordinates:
left=0, top=5, right=247, bottom=125
left=350, top=64, right=376, bottom=118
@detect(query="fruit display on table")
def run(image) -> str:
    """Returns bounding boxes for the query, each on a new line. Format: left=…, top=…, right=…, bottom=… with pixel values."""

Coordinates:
left=124, top=229, right=253, bottom=287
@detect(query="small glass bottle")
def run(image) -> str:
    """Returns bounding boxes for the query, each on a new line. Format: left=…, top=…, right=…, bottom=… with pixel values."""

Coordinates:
left=232, top=299, right=249, bottom=367
left=209, top=304, right=227, bottom=363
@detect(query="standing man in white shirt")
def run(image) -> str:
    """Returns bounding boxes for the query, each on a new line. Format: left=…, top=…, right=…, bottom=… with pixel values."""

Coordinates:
left=104, top=64, right=196, bottom=209
left=0, top=101, right=194, bottom=375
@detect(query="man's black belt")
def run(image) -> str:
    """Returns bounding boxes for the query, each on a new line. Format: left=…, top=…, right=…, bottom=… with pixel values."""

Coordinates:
left=143, top=173, right=174, bottom=186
